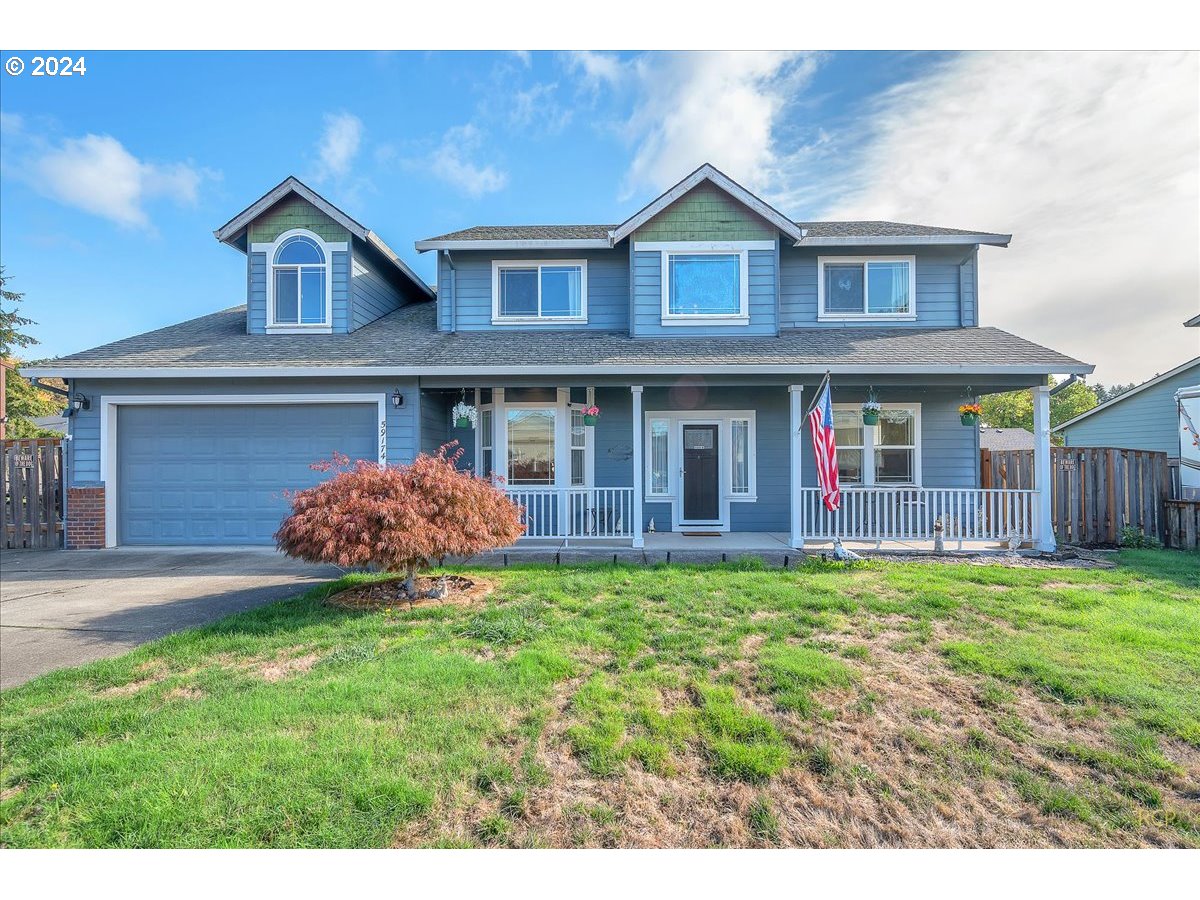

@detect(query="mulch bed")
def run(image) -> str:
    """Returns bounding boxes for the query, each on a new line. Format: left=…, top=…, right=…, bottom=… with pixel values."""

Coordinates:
left=325, top=574, right=496, bottom=611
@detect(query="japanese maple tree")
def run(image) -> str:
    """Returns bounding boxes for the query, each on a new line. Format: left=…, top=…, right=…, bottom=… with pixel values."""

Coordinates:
left=275, top=443, right=524, bottom=597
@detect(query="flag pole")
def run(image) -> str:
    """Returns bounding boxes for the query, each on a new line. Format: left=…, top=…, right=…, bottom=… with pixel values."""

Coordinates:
left=805, top=370, right=832, bottom=417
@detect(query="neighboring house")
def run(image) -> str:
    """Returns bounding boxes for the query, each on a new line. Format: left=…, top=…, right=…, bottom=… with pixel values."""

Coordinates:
left=32, top=414, right=69, bottom=435
left=1056, top=357, right=1200, bottom=458
left=979, top=427, right=1035, bottom=451
left=29, top=164, right=1090, bottom=551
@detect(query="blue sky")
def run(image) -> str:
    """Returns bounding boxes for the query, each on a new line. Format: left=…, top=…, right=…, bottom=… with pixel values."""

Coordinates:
left=1, top=50, right=1196, bottom=382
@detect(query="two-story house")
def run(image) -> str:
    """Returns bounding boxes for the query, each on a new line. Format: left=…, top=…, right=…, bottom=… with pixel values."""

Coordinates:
left=30, top=164, right=1091, bottom=551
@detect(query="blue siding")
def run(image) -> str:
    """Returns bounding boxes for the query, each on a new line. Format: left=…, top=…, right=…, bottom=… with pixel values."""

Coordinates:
left=66, top=377, right=420, bottom=488
left=1061, top=362, right=1199, bottom=456
left=419, top=391, right=476, bottom=471
left=436, top=249, right=629, bottom=332
left=779, top=246, right=975, bottom=329
left=246, top=249, right=351, bottom=334
left=632, top=249, right=777, bottom=337
left=350, top=251, right=406, bottom=331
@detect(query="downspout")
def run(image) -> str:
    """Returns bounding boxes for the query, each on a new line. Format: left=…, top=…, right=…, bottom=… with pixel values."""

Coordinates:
left=1049, top=374, right=1080, bottom=396
left=443, top=250, right=458, bottom=334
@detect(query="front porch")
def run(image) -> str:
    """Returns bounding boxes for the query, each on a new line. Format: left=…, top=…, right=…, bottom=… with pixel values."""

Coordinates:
left=420, top=377, right=1056, bottom=553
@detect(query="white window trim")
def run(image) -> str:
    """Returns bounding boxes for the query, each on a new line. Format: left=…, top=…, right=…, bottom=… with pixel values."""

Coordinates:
left=251, top=229, right=347, bottom=334
left=490, top=259, right=589, bottom=324
left=832, top=402, right=922, bottom=486
left=496, top=389, right=594, bottom=489
left=642, top=241, right=769, bottom=326
left=817, top=255, right=917, bottom=322
left=97, top=392, right=388, bottom=549
left=643, top=409, right=757, bottom=532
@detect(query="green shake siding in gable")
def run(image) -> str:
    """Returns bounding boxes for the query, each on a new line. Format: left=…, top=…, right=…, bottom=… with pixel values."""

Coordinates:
left=631, top=181, right=777, bottom=242
left=246, top=194, right=351, bottom=244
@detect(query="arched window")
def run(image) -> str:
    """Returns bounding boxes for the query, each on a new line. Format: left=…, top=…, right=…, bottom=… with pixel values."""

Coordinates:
left=271, top=233, right=327, bottom=326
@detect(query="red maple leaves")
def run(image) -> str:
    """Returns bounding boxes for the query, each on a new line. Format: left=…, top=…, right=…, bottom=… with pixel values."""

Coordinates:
left=275, top=442, right=524, bottom=582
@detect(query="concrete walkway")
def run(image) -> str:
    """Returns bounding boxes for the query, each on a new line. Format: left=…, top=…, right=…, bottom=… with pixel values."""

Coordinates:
left=0, top=548, right=342, bottom=689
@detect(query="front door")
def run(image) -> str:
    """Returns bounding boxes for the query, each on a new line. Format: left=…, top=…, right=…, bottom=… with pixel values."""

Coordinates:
left=682, top=424, right=720, bottom=522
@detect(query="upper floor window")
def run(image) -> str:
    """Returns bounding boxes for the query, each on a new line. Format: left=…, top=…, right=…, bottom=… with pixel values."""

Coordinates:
left=270, top=232, right=330, bottom=329
left=650, top=242, right=761, bottom=326
left=818, top=256, right=916, bottom=320
left=491, top=260, right=587, bottom=324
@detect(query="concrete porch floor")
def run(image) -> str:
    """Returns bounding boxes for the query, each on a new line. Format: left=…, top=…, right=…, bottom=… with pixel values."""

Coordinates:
left=469, top=531, right=1026, bottom=565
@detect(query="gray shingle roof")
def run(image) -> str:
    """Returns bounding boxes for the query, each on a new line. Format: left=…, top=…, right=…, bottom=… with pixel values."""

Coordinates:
left=419, top=220, right=1008, bottom=244
left=422, top=224, right=615, bottom=242
left=33, top=304, right=1091, bottom=375
left=979, top=427, right=1036, bottom=451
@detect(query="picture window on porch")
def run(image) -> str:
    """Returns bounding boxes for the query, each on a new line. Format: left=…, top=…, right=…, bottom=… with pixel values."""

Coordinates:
left=507, top=408, right=556, bottom=485
left=832, top=403, right=920, bottom=486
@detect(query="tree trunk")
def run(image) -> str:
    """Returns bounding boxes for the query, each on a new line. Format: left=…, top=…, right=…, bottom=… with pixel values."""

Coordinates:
left=403, top=562, right=417, bottom=599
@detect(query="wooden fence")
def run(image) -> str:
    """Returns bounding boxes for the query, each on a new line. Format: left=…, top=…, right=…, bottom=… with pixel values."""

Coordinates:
left=1164, top=501, right=1200, bottom=551
left=3, top=438, right=64, bottom=549
left=981, top=446, right=1170, bottom=546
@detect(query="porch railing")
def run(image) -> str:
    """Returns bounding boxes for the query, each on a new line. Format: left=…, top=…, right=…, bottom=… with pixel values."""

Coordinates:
left=507, top=487, right=635, bottom=540
left=799, top=487, right=1039, bottom=547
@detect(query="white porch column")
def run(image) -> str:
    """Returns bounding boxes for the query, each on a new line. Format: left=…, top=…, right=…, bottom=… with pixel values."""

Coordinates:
left=1032, top=383, right=1056, bottom=552
left=493, top=388, right=506, bottom=492
left=631, top=385, right=645, bottom=548
left=788, top=385, right=805, bottom=549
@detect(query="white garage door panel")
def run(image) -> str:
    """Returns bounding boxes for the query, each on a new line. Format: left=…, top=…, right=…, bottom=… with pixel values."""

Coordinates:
left=117, top=403, right=377, bottom=546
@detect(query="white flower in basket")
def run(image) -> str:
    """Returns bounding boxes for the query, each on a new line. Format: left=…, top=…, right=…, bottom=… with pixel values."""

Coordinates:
left=452, top=401, right=478, bottom=429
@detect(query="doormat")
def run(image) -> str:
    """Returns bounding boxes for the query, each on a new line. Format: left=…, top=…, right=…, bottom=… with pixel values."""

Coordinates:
left=681, top=531, right=722, bottom=537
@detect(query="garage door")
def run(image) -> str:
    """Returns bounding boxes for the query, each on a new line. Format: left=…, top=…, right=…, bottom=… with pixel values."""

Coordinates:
left=117, top=403, right=378, bottom=545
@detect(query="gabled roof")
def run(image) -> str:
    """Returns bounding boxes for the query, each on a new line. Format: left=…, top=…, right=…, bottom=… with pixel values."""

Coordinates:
left=26, top=304, right=1093, bottom=378
left=215, top=176, right=434, bottom=300
left=609, top=163, right=808, bottom=245
left=1054, top=356, right=1200, bottom=432
left=415, top=162, right=1011, bottom=251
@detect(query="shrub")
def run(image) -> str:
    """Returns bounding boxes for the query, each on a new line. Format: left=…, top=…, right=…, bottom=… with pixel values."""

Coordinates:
left=275, top=443, right=525, bottom=595
left=1118, top=525, right=1162, bottom=549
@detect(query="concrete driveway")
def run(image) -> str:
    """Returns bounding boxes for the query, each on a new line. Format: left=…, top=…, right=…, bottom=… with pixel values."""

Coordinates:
left=0, top=548, right=343, bottom=689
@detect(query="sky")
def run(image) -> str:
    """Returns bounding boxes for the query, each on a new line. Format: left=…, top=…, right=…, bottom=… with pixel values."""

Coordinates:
left=0, top=50, right=1196, bottom=384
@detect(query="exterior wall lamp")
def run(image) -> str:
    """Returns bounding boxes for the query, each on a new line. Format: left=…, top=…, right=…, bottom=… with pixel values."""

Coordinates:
left=391, top=389, right=404, bottom=409
left=71, top=393, right=91, bottom=412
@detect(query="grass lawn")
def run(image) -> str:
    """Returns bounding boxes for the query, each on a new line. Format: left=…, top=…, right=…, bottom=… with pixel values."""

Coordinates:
left=2, top=550, right=1198, bottom=848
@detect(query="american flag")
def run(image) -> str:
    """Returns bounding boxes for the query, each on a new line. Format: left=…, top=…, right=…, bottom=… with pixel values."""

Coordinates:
left=808, top=379, right=841, bottom=511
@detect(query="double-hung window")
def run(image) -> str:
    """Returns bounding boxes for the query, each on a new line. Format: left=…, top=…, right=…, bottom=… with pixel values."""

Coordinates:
left=270, top=233, right=330, bottom=328
left=818, top=256, right=916, bottom=320
left=832, top=403, right=921, bottom=485
left=492, top=260, right=587, bottom=323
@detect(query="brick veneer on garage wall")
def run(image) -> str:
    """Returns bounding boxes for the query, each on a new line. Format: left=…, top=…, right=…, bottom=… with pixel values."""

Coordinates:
left=66, top=485, right=105, bottom=549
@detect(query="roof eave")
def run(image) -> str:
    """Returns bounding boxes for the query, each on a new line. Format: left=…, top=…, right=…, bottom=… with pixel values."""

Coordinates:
left=414, top=238, right=613, bottom=252
left=27, top=361, right=1096, bottom=380
left=214, top=176, right=371, bottom=247
left=794, top=234, right=1012, bottom=248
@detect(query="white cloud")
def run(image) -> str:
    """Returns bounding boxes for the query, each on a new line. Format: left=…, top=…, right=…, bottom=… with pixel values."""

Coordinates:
left=821, top=51, right=1199, bottom=384
left=314, top=112, right=363, bottom=181
left=510, top=50, right=532, bottom=68
left=427, top=124, right=508, bottom=198
left=564, top=52, right=821, bottom=200
left=27, top=133, right=207, bottom=231
left=508, top=82, right=572, bottom=135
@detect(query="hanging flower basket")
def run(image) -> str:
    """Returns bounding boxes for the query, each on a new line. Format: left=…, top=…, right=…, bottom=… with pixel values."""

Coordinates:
left=582, top=405, right=601, bottom=427
left=959, top=403, right=982, bottom=427
left=452, top=401, right=478, bottom=430
left=862, top=391, right=881, bottom=426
